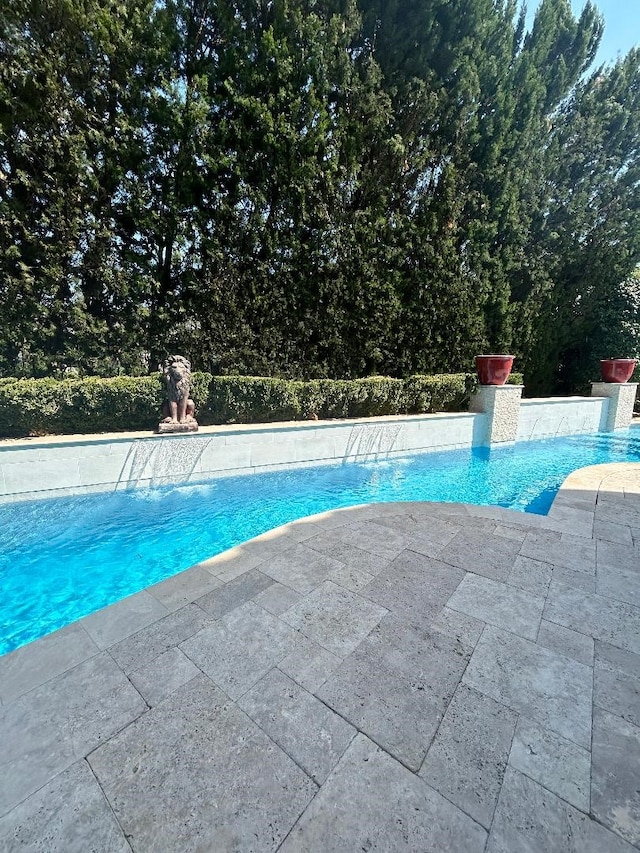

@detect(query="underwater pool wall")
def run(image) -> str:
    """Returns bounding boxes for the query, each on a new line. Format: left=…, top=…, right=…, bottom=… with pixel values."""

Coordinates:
left=0, top=394, right=618, bottom=503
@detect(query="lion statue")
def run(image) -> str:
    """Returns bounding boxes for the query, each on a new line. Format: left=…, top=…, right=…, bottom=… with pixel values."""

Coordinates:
left=160, top=355, right=196, bottom=424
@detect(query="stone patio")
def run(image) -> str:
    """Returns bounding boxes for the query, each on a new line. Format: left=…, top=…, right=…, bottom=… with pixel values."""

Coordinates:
left=1, top=462, right=639, bottom=851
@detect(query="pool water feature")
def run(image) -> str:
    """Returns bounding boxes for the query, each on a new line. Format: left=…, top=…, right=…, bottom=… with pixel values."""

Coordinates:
left=2, top=427, right=639, bottom=655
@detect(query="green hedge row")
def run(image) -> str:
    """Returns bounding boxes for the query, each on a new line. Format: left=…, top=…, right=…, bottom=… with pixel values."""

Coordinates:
left=0, top=372, right=524, bottom=438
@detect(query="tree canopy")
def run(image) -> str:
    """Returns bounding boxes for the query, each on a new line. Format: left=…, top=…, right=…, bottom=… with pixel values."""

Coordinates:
left=1, top=0, right=638, bottom=392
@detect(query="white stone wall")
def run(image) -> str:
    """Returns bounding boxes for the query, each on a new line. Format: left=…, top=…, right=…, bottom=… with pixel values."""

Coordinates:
left=469, top=385, right=523, bottom=444
left=0, top=412, right=485, bottom=503
left=591, top=383, right=638, bottom=431
left=517, top=397, right=607, bottom=440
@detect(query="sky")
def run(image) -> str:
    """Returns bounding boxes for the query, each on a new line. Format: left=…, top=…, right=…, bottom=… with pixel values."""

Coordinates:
left=525, top=0, right=640, bottom=66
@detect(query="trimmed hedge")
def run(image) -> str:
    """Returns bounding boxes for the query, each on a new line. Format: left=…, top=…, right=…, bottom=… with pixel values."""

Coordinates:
left=0, top=372, right=524, bottom=438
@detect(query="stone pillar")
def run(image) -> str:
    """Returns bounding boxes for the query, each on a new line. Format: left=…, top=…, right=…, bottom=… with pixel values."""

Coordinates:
left=591, top=382, right=638, bottom=431
left=469, top=384, right=523, bottom=445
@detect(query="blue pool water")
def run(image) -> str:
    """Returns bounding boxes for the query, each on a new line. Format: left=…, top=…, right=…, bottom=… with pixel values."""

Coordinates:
left=1, top=427, right=640, bottom=655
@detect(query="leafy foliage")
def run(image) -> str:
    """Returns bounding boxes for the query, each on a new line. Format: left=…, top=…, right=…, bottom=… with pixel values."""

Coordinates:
left=0, top=0, right=638, bottom=389
left=0, top=370, right=522, bottom=437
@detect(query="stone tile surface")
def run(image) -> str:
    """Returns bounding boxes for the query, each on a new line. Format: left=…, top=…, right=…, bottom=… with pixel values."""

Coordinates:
left=304, top=535, right=391, bottom=575
left=196, top=568, right=274, bottom=618
left=325, top=520, right=410, bottom=559
left=597, top=563, right=640, bottom=608
left=280, top=734, right=487, bottom=853
left=252, top=581, right=302, bottom=614
left=596, top=639, right=640, bottom=678
left=544, top=580, right=640, bottom=654
left=419, top=684, right=517, bottom=828
left=238, top=669, right=355, bottom=784
left=147, top=565, right=222, bottom=611
left=535, top=619, right=594, bottom=666
left=0, top=622, right=98, bottom=704
left=259, top=544, right=345, bottom=593
left=594, top=654, right=640, bottom=728
left=508, top=717, right=591, bottom=811
left=591, top=707, right=640, bottom=847
left=89, top=675, right=316, bottom=852
left=278, top=636, right=343, bottom=692
left=552, top=565, right=596, bottom=591
left=507, top=555, right=553, bottom=597
left=80, top=590, right=169, bottom=649
left=463, top=626, right=593, bottom=748
left=520, top=532, right=595, bottom=573
left=7, top=468, right=640, bottom=852
left=0, top=760, right=130, bottom=852
left=317, top=617, right=469, bottom=770
left=326, top=563, right=375, bottom=592
left=438, top=529, right=520, bottom=580
left=594, top=518, right=634, bottom=545
left=430, top=606, right=485, bottom=651
left=596, top=539, right=639, bottom=571
left=0, top=652, right=146, bottom=815
left=281, top=581, right=387, bottom=657
left=180, top=601, right=298, bottom=699
left=446, top=573, right=544, bottom=640
left=107, top=602, right=212, bottom=673
left=129, top=646, right=200, bottom=707
left=360, top=550, right=464, bottom=630
left=487, top=767, right=635, bottom=853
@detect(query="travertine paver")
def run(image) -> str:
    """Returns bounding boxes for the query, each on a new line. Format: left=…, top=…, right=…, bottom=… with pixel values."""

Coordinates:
left=419, top=683, right=517, bottom=828
left=79, top=589, right=169, bottom=649
left=304, top=534, right=391, bottom=575
left=544, top=580, right=640, bottom=654
left=438, top=528, right=521, bottom=580
left=259, top=544, right=345, bottom=593
left=238, top=668, right=356, bottom=784
left=195, top=568, right=274, bottom=617
left=88, top=675, right=317, bottom=852
left=279, top=734, right=487, bottom=853
left=508, top=717, right=591, bottom=811
left=3, top=462, right=640, bottom=852
left=536, top=619, right=594, bottom=666
left=429, top=605, right=485, bottom=651
left=446, top=573, right=544, bottom=640
left=359, top=549, right=464, bottom=630
left=129, top=646, right=200, bottom=706
left=591, top=707, right=640, bottom=847
left=147, top=565, right=223, bottom=611
left=0, top=760, right=130, bottom=852
left=0, top=621, right=99, bottom=704
left=462, top=625, right=593, bottom=748
left=252, top=581, right=303, bottom=614
left=280, top=580, right=388, bottom=657
left=520, top=531, right=596, bottom=572
left=0, top=652, right=146, bottom=814
left=277, top=635, right=344, bottom=692
left=487, top=767, right=635, bottom=853
left=597, top=562, right=640, bottom=608
left=180, top=600, right=298, bottom=699
left=507, top=554, right=553, bottom=596
left=108, top=601, right=213, bottom=673
left=317, top=615, right=469, bottom=770
left=594, top=644, right=640, bottom=728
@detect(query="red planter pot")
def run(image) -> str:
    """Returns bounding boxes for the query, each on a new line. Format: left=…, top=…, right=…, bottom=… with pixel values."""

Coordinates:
left=600, top=358, right=636, bottom=383
left=475, top=355, right=515, bottom=386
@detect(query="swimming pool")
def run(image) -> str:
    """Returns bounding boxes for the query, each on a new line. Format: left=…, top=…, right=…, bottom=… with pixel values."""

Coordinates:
left=2, top=427, right=640, bottom=655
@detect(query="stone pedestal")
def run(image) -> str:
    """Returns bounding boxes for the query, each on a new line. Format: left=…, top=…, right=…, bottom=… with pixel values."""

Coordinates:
left=156, top=420, right=199, bottom=434
left=590, top=382, right=638, bottom=431
left=470, top=384, right=523, bottom=445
